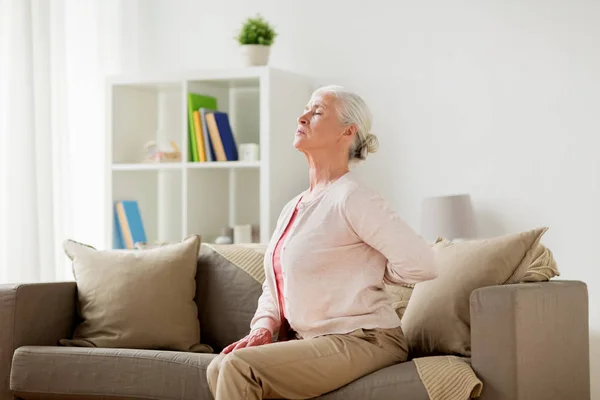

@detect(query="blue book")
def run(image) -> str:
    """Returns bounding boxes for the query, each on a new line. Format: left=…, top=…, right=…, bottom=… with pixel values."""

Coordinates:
left=113, top=206, right=125, bottom=249
left=199, top=107, right=216, bottom=162
left=121, top=200, right=147, bottom=247
left=213, top=112, right=239, bottom=161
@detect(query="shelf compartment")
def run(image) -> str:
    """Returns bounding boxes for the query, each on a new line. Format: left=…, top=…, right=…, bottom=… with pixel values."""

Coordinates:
left=111, top=169, right=182, bottom=248
left=111, top=84, right=183, bottom=164
left=186, top=168, right=260, bottom=243
left=185, top=79, right=260, bottom=162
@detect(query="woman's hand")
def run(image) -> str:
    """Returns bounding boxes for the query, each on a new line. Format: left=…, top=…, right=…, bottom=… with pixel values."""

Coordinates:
left=222, top=328, right=273, bottom=354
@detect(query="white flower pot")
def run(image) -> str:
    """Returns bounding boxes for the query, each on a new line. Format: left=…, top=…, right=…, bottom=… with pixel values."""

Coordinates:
left=241, top=45, right=271, bottom=66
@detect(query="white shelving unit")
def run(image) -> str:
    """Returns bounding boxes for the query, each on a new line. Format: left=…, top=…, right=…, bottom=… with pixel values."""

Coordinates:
left=105, top=67, right=313, bottom=249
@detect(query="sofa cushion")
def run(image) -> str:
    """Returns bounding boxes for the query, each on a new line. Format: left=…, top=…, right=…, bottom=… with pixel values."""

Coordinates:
left=384, top=284, right=413, bottom=319
left=385, top=240, right=558, bottom=322
left=10, top=346, right=215, bottom=400
left=401, top=227, right=548, bottom=358
left=134, top=242, right=268, bottom=352
left=195, top=244, right=265, bottom=353
left=316, top=360, right=428, bottom=400
left=61, top=235, right=211, bottom=353
left=522, top=242, right=560, bottom=282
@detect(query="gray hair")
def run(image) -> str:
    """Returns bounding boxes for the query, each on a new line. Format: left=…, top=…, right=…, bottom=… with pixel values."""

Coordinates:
left=311, top=85, right=379, bottom=161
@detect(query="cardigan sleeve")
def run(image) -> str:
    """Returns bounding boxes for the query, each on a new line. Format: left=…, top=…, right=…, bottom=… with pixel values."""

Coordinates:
left=249, top=280, right=280, bottom=335
left=344, top=186, right=438, bottom=285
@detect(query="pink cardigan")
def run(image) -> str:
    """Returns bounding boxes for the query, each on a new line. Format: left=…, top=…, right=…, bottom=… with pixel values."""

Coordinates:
left=250, top=171, right=437, bottom=340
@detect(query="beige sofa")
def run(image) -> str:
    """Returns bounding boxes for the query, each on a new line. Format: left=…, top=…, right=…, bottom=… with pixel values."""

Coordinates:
left=0, top=247, right=590, bottom=400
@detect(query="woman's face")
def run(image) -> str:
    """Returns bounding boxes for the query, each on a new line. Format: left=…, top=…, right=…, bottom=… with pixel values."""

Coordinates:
left=293, top=93, right=353, bottom=155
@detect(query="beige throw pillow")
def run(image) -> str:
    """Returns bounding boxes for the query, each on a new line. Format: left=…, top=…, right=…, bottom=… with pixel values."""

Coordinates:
left=61, top=235, right=211, bottom=353
left=385, top=284, right=414, bottom=320
left=401, top=227, right=548, bottom=358
left=522, top=242, right=560, bottom=282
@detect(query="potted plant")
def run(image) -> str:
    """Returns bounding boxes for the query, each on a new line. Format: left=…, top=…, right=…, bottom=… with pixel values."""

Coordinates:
left=236, top=14, right=277, bottom=66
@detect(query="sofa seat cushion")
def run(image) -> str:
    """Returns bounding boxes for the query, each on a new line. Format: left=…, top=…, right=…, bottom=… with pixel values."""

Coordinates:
left=10, top=346, right=215, bottom=400
left=316, top=361, right=428, bottom=400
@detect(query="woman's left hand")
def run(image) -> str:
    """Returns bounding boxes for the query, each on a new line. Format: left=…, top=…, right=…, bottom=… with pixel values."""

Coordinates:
left=222, top=328, right=273, bottom=354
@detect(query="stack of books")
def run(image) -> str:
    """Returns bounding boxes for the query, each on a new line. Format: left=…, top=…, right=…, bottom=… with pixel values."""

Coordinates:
left=187, top=93, right=239, bottom=162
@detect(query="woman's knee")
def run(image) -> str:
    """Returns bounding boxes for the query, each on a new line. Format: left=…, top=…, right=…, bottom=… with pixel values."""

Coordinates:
left=208, top=352, right=247, bottom=377
left=207, top=353, right=227, bottom=391
left=217, top=351, right=256, bottom=384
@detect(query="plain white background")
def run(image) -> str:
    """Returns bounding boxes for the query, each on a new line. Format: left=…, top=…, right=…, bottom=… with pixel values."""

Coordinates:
left=89, top=0, right=600, bottom=396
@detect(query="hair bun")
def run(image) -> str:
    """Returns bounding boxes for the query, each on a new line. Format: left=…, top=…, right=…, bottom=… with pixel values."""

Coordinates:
left=352, top=133, right=379, bottom=161
left=364, top=133, right=379, bottom=154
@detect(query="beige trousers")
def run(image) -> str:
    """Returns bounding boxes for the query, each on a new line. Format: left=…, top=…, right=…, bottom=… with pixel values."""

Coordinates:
left=206, top=326, right=408, bottom=400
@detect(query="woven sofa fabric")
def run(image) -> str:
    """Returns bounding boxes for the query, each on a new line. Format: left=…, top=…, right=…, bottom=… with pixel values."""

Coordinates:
left=10, top=347, right=429, bottom=400
left=316, top=361, right=428, bottom=400
left=10, top=346, right=215, bottom=400
left=195, top=245, right=264, bottom=353
left=0, top=282, right=76, bottom=400
left=471, top=281, right=590, bottom=400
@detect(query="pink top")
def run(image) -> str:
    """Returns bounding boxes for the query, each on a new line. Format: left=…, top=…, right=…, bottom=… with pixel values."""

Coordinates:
left=250, top=171, right=437, bottom=340
left=272, top=201, right=300, bottom=323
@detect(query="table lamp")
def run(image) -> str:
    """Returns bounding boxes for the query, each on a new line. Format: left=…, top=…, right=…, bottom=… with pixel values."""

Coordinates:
left=421, top=194, right=476, bottom=243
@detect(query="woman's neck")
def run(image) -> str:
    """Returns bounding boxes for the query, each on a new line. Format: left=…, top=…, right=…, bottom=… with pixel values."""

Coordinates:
left=305, top=150, right=350, bottom=192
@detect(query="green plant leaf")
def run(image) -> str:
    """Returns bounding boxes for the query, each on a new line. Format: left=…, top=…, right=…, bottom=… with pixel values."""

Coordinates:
left=236, top=14, right=277, bottom=46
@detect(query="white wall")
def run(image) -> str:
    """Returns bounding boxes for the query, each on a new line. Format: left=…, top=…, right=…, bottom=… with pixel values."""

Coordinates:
left=124, top=0, right=599, bottom=395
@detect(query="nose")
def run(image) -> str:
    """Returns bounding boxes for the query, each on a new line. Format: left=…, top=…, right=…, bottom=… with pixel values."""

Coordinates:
left=297, top=111, right=309, bottom=125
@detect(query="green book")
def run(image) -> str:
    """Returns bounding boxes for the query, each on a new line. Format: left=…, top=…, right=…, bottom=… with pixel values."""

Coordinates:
left=187, top=93, right=217, bottom=162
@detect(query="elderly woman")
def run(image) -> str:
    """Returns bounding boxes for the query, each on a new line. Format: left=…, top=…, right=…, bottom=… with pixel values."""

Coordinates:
left=207, top=85, right=437, bottom=399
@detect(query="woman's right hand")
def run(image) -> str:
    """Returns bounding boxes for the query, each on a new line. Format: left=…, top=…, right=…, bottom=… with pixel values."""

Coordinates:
left=222, top=328, right=273, bottom=354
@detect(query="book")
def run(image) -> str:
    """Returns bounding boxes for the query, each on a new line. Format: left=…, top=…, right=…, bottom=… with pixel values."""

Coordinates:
left=114, top=200, right=147, bottom=249
left=205, top=112, right=227, bottom=161
left=187, top=94, right=217, bottom=162
left=113, top=210, right=125, bottom=249
left=192, top=110, right=207, bottom=162
left=199, top=107, right=216, bottom=161
left=115, top=202, right=133, bottom=249
left=212, top=111, right=239, bottom=161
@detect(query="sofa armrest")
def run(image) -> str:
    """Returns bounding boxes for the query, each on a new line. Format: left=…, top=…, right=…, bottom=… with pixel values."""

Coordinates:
left=470, top=281, right=590, bottom=400
left=0, top=282, right=76, bottom=400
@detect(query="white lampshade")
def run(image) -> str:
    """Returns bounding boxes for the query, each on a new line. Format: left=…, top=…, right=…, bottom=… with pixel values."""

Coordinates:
left=421, top=194, right=476, bottom=242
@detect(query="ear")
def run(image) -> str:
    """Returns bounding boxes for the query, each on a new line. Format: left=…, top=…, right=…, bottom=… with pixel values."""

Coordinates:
left=343, top=124, right=358, bottom=138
